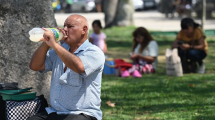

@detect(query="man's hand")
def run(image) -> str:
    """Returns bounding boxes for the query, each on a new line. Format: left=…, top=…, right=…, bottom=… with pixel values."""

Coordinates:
left=40, top=28, right=57, bottom=48
left=180, top=44, right=190, bottom=50
left=57, top=27, right=68, bottom=41
left=131, top=53, right=139, bottom=60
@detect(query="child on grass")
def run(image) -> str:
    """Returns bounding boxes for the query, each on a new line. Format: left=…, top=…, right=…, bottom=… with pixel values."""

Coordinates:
left=89, top=20, right=107, bottom=53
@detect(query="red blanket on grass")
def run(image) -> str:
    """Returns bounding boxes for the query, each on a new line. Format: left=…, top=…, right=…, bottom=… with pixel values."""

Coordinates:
left=114, top=59, right=132, bottom=72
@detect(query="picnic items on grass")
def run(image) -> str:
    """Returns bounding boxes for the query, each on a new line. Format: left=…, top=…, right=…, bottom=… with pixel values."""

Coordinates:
left=166, top=48, right=183, bottom=76
left=0, top=82, right=19, bottom=90
left=4, top=95, right=48, bottom=120
left=114, top=59, right=133, bottom=77
left=0, top=82, right=48, bottom=120
left=104, top=58, right=116, bottom=75
left=0, top=95, right=6, bottom=120
left=0, top=87, right=36, bottom=101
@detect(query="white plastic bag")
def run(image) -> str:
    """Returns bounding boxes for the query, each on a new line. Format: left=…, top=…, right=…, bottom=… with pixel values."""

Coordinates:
left=165, top=48, right=183, bottom=76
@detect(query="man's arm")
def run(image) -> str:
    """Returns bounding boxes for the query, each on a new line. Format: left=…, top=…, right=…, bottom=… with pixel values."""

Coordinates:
left=29, top=42, right=50, bottom=71
left=52, top=43, right=85, bottom=74
left=40, top=28, right=84, bottom=74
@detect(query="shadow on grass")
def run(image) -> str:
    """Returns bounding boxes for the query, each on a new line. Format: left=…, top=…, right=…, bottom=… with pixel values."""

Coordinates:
left=194, top=116, right=215, bottom=120
left=101, top=74, right=215, bottom=119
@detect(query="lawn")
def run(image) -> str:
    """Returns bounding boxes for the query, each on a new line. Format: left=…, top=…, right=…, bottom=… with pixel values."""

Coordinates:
left=96, top=26, right=215, bottom=120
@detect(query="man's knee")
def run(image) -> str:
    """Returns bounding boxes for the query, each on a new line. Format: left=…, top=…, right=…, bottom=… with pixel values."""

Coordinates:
left=27, top=116, right=43, bottom=120
left=27, top=111, right=48, bottom=120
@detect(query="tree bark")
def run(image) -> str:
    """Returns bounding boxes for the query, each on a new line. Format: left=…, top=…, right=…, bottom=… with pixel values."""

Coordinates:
left=103, top=0, right=134, bottom=28
left=103, top=0, right=119, bottom=28
left=114, top=0, right=134, bottom=27
left=201, top=0, right=206, bottom=30
left=0, top=0, right=57, bottom=101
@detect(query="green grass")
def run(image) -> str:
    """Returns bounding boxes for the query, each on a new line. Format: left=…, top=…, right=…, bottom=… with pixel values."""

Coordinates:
left=96, top=26, right=215, bottom=120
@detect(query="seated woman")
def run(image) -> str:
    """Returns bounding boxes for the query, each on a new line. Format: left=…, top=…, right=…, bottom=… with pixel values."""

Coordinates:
left=172, top=18, right=208, bottom=74
left=122, top=27, right=159, bottom=77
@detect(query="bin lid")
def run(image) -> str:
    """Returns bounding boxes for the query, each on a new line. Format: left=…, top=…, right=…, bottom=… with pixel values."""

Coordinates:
left=0, top=87, right=32, bottom=95
left=1, top=91, right=36, bottom=101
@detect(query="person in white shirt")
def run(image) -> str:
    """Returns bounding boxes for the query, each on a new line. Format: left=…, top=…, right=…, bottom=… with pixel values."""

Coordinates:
left=121, top=27, right=159, bottom=77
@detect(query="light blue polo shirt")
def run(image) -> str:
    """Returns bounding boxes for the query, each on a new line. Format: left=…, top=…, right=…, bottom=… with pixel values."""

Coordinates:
left=40, top=40, right=105, bottom=120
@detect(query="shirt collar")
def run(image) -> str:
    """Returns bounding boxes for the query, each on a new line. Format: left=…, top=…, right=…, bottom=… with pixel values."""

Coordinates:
left=74, top=39, right=90, bottom=54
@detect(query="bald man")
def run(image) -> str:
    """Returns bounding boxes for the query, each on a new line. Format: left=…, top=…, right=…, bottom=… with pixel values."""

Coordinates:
left=28, top=15, right=104, bottom=120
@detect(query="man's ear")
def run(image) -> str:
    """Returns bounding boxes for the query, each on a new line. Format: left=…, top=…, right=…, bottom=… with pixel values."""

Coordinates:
left=82, top=26, right=88, bottom=34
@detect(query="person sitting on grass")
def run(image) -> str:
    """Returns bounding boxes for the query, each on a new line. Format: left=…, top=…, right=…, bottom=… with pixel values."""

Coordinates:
left=121, top=27, right=159, bottom=78
left=89, top=20, right=108, bottom=53
left=172, top=17, right=208, bottom=74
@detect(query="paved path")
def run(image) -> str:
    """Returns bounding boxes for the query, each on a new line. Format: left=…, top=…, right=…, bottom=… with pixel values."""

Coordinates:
left=55, top=11, right=215, bottom=31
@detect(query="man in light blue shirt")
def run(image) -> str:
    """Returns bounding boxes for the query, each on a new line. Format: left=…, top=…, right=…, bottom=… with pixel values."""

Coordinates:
left=28, top=15, right=104, bottom=120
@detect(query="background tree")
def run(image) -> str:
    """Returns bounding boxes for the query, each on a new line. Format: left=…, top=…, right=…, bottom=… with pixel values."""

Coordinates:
left=102, top=0, right=134, bottom=28
left=201, top=0, right=206, bottom=30
left=0, top=0, right=57, bottom=101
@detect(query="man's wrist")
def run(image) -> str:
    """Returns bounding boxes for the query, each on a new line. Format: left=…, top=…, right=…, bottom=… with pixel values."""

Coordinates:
left=52, top=42, right=59, bottom=49
left=42, top=42, right=50, bottom=49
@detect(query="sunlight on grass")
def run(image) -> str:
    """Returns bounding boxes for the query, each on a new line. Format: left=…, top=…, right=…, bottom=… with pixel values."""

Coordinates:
left=90, top=26, right=215, bottom=120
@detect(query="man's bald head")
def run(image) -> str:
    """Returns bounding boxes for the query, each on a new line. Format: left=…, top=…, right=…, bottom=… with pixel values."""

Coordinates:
left=63, top=14, right=89, bottom=46
left=66, top=14, right=89, bottom=35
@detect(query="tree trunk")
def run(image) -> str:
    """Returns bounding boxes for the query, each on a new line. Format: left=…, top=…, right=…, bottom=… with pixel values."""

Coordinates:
left=201, top=0, right=206, bottom=30
left=0, top=0, right=57, bottom=101
left=103, top=0, right=119, bottom=28
left=103, top=0, right=134, bottom=28
left=114, top=0, right=134, bottom=27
